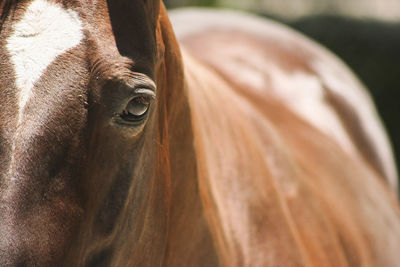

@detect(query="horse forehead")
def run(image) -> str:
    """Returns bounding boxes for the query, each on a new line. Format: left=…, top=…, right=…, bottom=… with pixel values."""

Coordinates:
left=5, top=0, right=84, bottom=119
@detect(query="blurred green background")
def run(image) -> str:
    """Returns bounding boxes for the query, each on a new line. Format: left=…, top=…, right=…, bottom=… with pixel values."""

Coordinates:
left=166, top=0, right=217, bottom=7
left=165, top=0, right=400, bottom=180
left=165, top=0, right=400, bottom=20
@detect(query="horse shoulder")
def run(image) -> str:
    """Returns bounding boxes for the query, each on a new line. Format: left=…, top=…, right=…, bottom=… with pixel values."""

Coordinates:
left=170, top=8, right=397, bottom=192
left=181, top=46, right=400, bottom=266
left=171, top=9, right=400, bottom=266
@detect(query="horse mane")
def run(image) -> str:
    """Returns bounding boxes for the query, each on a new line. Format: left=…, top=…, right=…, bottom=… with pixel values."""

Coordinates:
left=0, top=0, right=16, bottom=31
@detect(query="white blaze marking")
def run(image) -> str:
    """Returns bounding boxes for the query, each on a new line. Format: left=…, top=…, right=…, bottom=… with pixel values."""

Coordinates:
left=5, top=0, right=83, bottom=179
left=6, top=0, right=83, bottom=121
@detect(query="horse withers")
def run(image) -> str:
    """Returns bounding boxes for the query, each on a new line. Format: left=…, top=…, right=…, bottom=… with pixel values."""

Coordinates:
left=0, top=1, right=399, bottom=266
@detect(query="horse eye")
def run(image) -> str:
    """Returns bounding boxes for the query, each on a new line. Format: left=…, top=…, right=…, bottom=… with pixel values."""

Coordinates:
left=120, top=96, right=151, bottom=123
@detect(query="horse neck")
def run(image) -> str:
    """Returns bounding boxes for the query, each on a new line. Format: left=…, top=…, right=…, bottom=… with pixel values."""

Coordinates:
left=163, top=78, right=219, bottom=266
left=173, top=49, right=316, bottom=266
left=175, top=47, right=400, bottom=267
left=155, top=7, right=219, bottom=266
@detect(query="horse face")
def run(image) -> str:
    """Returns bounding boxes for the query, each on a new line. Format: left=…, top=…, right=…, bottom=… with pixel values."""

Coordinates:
left=0, top=0, right=168, bottom=265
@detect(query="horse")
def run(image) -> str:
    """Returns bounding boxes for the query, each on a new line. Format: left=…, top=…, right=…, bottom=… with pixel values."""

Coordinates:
left=0, top=1, right=399, bottom=266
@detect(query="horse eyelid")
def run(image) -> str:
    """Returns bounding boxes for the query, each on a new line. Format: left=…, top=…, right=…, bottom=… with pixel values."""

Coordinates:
left=134, top=88, right=156, bottom=99
left=123, top=74, right=157, bottom=96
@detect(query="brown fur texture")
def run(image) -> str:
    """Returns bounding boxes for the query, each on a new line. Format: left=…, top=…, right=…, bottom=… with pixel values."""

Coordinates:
left=0, top=1, right=399, bottom=266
